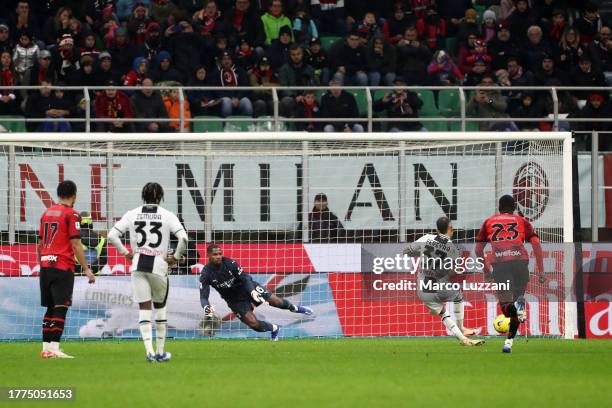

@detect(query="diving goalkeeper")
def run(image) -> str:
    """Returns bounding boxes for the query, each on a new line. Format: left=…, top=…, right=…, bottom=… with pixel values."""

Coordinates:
left=199, top=245, right=314, bottom=340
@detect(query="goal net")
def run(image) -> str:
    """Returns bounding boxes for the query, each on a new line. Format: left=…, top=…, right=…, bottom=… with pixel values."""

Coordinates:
left=0, top=132, right=574, bottom=340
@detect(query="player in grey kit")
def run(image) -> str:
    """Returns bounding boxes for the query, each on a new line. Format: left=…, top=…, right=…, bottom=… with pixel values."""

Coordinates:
left=199, top=245, right=314, bottom=340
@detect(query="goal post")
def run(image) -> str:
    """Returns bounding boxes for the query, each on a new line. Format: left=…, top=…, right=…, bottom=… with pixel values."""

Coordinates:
left=0, top=132, right=575, bottom=340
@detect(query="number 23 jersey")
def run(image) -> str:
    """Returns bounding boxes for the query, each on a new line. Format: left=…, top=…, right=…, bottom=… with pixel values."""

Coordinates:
left=112, top=204, right=185, bottom=276
left=476, top=213, right=537, bottom=264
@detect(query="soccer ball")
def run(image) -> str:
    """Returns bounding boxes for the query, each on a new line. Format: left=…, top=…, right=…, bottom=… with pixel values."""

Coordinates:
left=493, top=314, right=510, bottom=334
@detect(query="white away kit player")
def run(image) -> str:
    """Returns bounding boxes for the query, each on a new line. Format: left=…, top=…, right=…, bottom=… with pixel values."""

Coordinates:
left=404, top=216, right=484, bottom=346
left=108, top=182, right=188, bottom=362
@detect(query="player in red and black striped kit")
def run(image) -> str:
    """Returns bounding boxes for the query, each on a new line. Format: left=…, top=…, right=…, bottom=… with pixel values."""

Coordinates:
left=475, top=195, right=545, bottom=353
left=38, top=180, right=96, bottom=359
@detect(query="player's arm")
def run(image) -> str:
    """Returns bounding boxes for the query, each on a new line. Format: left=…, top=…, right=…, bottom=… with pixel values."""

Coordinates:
left=107, top=213, right=132, bottom=260
left=525, top=220, right=545, bottom=282
left=231, top=261, right=266, bottom=304
left=199, top=273, right=215, bottom=317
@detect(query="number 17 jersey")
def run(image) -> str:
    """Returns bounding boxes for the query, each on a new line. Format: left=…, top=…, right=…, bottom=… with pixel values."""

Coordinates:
left=112, top=204, right=185, bottom=276
left=476, top=213, right=537, bottom=264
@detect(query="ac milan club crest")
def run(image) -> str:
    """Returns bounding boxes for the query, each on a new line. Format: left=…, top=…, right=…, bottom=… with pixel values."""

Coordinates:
left=512, top=162, right=549, bottom=221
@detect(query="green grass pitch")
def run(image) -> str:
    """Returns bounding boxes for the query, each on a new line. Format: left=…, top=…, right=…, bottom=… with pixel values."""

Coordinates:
left=1, top=338, right=611, bottom=408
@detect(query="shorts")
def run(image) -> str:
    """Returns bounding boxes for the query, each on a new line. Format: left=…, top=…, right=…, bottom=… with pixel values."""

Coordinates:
left=492, top=260, right=530, bottom=303
left=40, top=267, right=75, bottom=307
left=132, top=271, right=169, bottom=306
left=227, top=284, right=270, bottom=319
left=418, top=289, right=463, bottom=315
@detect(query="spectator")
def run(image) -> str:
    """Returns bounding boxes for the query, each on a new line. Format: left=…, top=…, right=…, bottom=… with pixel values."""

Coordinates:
left=29, top=49, right=57, bottom=88
left=487, top=22, right=519, bottom=71
left=330, top=31, right=368, bottom=86
left=305, top=37, right=330, bottom=85
left=43, top=7, right=72, bottom=45
left=510, top=91, right=544, bottom=131
left=463, top=56, right=490, bottom=86
left=136, top=21, right=163, bottom=62
left=310, top=0, right=346, bottom=36
left=261, top=0, right=292, bottom=46
left=124, top=56, right=149, bottom=87
left=94, top=79, right=135, bottom=132
left=52, top=34, right=81, bottom=82
left=192, top=0, right=225, bottom=50
left=545, top=9, right=566, bottom=43
left=268, top=25, right=293, bottom=70
left=427, top=50, right=462, bottom=85
left=505, top=56, right=535, bottom=103
left=295, top=90, right=320, bottom=132
left=166, top=21, right=203, bottom=83
left=130, top=77, right=170, bottom=132
left=80, top=31, right=101, bottom=61
left=95, top=51, right=121, bottom=86
left=481, top=9, right=497, bottom=43
left=0, top=51, right=20, bottom=116
left=572, top=92, right=612, bottom=135
left=535, top=53, right=568, bottom=84
left=223, top=0, right=266, bottom=50
left=464, top=39, right=492, bottom=73
left=506, top=0, right=536, bottom=44
left=24, top=80, right=53, bottom=132
left=0, top=24, right=13, bottom=54
left=522, top=25, right=556, bottom=73
left=150, top=51, right=183, bottom=83
left=437, top=0, right=472, bottom=37
left=249, top=56, right=276, bottom=117
left=320, top=79, right=363, bottom=132
left=456, top=8, right=478, bottom=46
left=187, top=65, right=222, bottom=117
left=569, top=54, right=606, bottom=99
left=10, top=1, right=41, bottom=42
left=309, top=193, right=345, bottom=243
left=12, top=29, right=39, bottom=88
left=374, top=77, right=424, bottom=131
left=67, top=55, right=98, bottom=88
left=575, top=2, right=607, bottom=45
left=354, top=11, right=380, bottom=44
left=397, top=26, right=432, bottom=85
left=127, top=2, right=152, bottom=46
left=416, top=6, right=446, bottom=51
left=589, top=26, right=612, bottom=84
left=278, top=44, right=315, bottom=117
left=39, top=83, right=73, bottom=132
left=116, top=0, right=152, bottom=22
left=366, top=36, right=397, bottom=86
left=210, top=51, right=253, bottom=117
left=382, top=6, right=416, bottom=45
left=467, top=74, right=518, bottom=131
left=293, top=5, right=318, bottom=45
left=558, top=27, right=587, bottom=73
left=235, top=38, right=257, bottom=73
left=108, top=26, right=137, bottom=81
left=457, top=33, right=479, bottom=74
left=163, top=88, right=191, bottom=131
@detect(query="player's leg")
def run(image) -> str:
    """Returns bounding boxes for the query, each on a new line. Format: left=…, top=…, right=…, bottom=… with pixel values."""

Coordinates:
left=452, top=292, right=482, bottom=336
left=255, top=285, right=314, bottom=315
left=132, top=271, right=156, bottom=361
left=420, top=292, right=483, bottom=346
left=513, top=261, right=530, bottom=323
left=40, top=268, right=54, bottom=357
left=237, top=310, right=280, bottom=341
left=46, top=269, right=75, bottom=358
left=151, top=275, right=170, bottom=362
left=493, top=263, right=520, bottom=353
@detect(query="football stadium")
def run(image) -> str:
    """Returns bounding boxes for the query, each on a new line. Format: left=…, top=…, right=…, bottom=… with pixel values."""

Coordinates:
left=1, top=0, right=612, bottom=407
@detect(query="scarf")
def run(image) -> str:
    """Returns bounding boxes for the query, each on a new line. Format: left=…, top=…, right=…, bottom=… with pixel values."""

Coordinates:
left=220, top=66, right=238, bottom=86
left=232, top=9, right=245, bottom=30
left=0, top=69, right=13, bottom=95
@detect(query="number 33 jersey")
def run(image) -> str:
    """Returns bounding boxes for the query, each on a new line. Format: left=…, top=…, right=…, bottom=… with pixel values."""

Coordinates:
left=476, top=213, right=537, bottom=264
left=112, top=204, right=185, bottom=276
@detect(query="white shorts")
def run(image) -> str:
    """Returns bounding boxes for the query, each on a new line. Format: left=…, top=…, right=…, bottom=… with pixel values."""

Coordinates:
left=418, top=290, right=462, bottom=315
left=132, top=271, right=169, bottom=305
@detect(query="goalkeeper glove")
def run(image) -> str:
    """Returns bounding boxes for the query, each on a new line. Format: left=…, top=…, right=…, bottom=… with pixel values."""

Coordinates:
left=250, top=289, right=267, bottom=305
left=203, top=305, right=215, bottom=317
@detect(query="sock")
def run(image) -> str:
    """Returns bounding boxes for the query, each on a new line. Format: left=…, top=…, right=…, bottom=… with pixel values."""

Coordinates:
left=440, top=310, right=466, bottom=341
left=508, top=317, right=520, bottom=339
left=253, top=320, right=274, bottom=332
left=501, top=302, right=520, bottom=339
left=50, top=341, right=60, bottom=352
left=139, top=309, right=155, bottom=355
left=155, top=307, right=168, bottom=355
left=49, top=307, right=68, bottom=343
left=42, top=307, right=53, bottom=343
left=42, top=342, right=50, bottom=352
left=453, top=300, right=464, bottom=331
left=504, top=338, right=514, bottom=348
left=277, top=298, right=296, bottom=311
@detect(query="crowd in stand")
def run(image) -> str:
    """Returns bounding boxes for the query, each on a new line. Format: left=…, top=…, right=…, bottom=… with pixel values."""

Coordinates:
left=0, top=0, right=610, bottom=133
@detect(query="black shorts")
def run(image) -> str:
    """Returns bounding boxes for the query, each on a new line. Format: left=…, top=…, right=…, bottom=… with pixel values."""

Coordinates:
left=492, top=260, right=530, bottom=303
left=226, top=285, right=270, bottom=319
left=40, top=267, right=75, bottom=307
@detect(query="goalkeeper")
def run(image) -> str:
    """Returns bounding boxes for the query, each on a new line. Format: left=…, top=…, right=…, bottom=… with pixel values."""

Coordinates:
left=199, top=245, right=314, bottom=340
left=75, top=211, right=107, bottom=274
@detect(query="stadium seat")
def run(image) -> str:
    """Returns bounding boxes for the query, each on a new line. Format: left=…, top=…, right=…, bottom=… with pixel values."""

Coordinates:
left=224, top=116, right=253, bottom=132
left=438, top=89, right=461, bottom=117
left=415, top=89, right=438, bottom=117
left=475, top=5, right=487, bottom=20
left=422, top=117, right=447, bottom=132
left=449, top=121, right=480, bottom=131
left=193, top=116, right=224, bottom=133
left=349, top=89, right=368, bottom=117
left=320, top=36, right=342, bottom=52
left=0, top=115, right=26, bottom=133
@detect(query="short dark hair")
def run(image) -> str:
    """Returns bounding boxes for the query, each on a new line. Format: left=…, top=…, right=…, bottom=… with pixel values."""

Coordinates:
left=499, top=194, right=516, bottom=213
left=57, top=180, right=77, bottom=198
left=141, top=182, right=164, bottom=204
left=207, top=244, right=221, bottom=254
left=436, top=216, right=451, bottom=234
left=290, top=43, right=303, bottom=52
